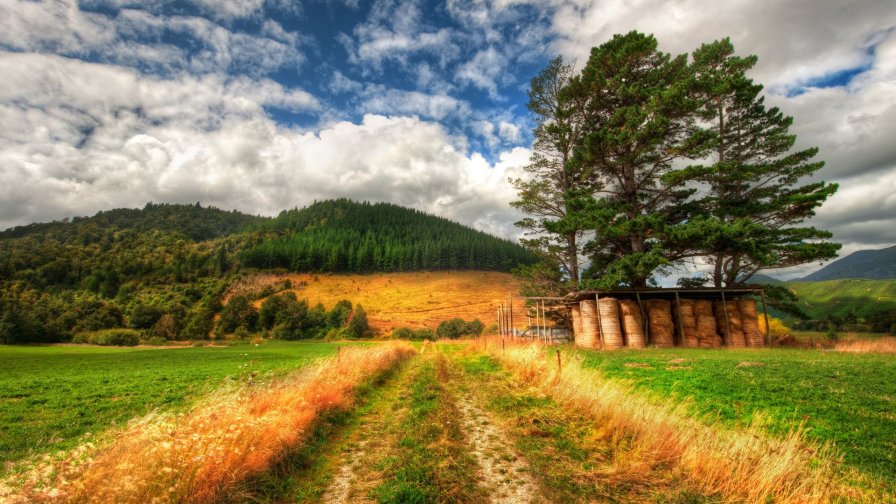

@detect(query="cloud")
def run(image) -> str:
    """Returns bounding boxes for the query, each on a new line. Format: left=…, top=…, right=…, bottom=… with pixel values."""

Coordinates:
left=455, top=46, right=505, bottom=96
left=0, top=51, right=527, bottom=239
left=342, top=0, right=461, bottom=72
left=0, top=1, right=305, bottom=77
left=359, top=85, right=472, bottom=121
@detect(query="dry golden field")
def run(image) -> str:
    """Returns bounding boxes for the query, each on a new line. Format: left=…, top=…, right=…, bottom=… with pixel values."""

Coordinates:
left=244, top=271, right=525, bottom=334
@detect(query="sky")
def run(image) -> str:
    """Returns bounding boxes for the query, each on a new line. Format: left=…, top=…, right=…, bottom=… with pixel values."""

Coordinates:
left=1, top=0, right=895, bottom=279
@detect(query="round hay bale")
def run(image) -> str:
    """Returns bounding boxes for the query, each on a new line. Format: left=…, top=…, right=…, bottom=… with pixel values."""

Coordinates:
left=571, top=304, right=584, bottom=340
left=578, top=300, right=600, bottom=349
left=695, top=307, right=722, bottom=347
left=737, top=299, right=764, bottom=347
left=694, top=299, right=714, bottom=316
left=674, top=299, right=698, bottom=347
left=714, top=301, right=745, bottom=347
left=598, top=297, right=624, bottom=349
left=619, top=299, right=645, bottom=348
left=645, top=299, right=675, bottom=347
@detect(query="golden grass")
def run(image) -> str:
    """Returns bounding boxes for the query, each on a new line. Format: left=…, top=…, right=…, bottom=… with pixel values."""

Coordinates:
left=834, top=335, right=896, bottom=354
left=2, top=343, right=415, bottom=503
left=482, top=338, right=851, bottom=503
left=243, top=271, right=524, bottom=334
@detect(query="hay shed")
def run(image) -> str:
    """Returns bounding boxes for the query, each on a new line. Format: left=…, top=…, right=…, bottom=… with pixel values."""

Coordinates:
left=562, top=287, right=770, bottom=350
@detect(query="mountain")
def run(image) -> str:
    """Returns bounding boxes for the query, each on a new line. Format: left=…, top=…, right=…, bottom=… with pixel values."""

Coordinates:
left=741, top=273, right=784, bottom=285
left=800, top=245, right=896, bottom=281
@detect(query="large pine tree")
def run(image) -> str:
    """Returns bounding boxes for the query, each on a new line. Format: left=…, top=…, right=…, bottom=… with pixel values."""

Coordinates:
left=565, top=31, right=710, bottom=288
left=685, top=38, right=840, bottom=286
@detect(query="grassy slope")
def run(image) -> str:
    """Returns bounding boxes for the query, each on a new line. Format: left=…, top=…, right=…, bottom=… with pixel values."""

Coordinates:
left=250, top=271, right=524, bottom=334
left=785, top=278, right=896, bottom=320
left=0, top=342, right=345, bottom=469
left=576, top=347, right=896, bottom=484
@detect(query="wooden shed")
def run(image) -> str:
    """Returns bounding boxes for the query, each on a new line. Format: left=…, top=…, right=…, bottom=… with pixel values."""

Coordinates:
left=563, top=287, right=771, bottom=350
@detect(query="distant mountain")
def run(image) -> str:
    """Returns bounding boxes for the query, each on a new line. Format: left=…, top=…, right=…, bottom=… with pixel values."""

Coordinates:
left=800, top=245, right=896, bottom=281
left=741, top=273, right=784, bottom=285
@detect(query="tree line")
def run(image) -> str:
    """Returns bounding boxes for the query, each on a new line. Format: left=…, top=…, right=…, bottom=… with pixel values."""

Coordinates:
left=513, top=32, right=840, bottom=293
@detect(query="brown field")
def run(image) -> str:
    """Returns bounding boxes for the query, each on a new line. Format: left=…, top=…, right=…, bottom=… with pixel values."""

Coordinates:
left=243, top=271, right=524, bottom=334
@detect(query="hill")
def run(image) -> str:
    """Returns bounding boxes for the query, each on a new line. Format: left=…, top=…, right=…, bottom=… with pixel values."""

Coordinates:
left=785, top=279, right=896, bottom=332
left=800, top=245, right=896, bottom=281
left=241, top=271, right=524, bottom=334
left=241, top=199, right=534, bottom=273
left=0, top=200, right=534, bottom=343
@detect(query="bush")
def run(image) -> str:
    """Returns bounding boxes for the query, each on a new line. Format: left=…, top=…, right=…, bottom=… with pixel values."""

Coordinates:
left=435, top=318, right=485, bottom=339
left=390, top=327, right=435, bottom=341
left=346, top=304, right=370, bottom=338
left=73, top=329, right=141, bottom=346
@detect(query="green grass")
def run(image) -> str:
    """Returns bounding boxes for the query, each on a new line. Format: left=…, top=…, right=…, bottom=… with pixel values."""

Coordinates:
left=0, top=341, right=349, bottom=470
left=575, top=347, right=896, bottom=484
left=788, top=278, right=896, bottom=320
left=373, top=355, right=484, bottom=503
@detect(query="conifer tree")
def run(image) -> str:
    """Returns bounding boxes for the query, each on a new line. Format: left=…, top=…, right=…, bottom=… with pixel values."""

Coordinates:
left=565, top=31, right=710, bottom=288
left=684, top=38, right=840, bottom=286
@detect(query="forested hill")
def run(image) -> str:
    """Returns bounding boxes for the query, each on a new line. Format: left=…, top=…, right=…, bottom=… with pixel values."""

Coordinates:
left=241, top=199, right=534, bottom=272
left=0, top=200, right=534, bottom=343
left=0, top=202, right=264, bottom=242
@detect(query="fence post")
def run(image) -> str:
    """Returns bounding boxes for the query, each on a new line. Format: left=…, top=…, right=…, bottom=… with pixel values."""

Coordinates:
left=556, top=348, right=562, bottom=375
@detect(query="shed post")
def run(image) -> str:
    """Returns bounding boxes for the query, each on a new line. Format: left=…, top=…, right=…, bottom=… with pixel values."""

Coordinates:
left=498, top=305, right=504, bottom=337
left=595, top=292, right=604, bottom=349
left=674, top=291, right=685, bottom=347
left=760, top=289, right=771, bottom=346
left=635, top=292, right=648, bottom=346
left=508, top=294, right=514, bottom=338
left=721, top=291, right=732, bottom=346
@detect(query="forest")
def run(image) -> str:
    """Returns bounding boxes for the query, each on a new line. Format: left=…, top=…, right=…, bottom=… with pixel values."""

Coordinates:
left=0, top=199, right=534, bottom=343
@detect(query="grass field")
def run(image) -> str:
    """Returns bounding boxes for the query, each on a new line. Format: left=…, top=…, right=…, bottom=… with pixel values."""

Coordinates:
left=574, top=347, right=896, bottom=484
left=0, top=341, right=348, bottom=471
left=241, top=271, right=524, bottom=334
left=787, top=278, right=896, bottom=320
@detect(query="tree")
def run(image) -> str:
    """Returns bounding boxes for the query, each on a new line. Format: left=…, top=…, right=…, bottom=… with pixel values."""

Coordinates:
left=684, top=38, right=840, bottom=286
left=347, top=304, right=369, bottom=338
left=565, top=31, right=710, bottom=288
left=511, top=56, right=588, bottom=284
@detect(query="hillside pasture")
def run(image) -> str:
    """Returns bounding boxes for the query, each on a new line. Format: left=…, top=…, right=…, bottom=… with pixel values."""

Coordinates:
left=242, top=271, right=524, bottom=334
left=0, top=342, right=346, bottom=471
left=575, top=346, right=896, bottom=485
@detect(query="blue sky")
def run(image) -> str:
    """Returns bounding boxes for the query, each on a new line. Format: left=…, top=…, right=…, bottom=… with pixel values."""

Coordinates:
left=1, top=0, right=895, bottom=278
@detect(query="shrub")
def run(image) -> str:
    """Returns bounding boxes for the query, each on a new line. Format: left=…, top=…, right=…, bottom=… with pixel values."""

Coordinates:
left=390, top=327, right=435, bottom=341
left=435, top=318, right=484, bottom=339
left=347, top=304, right=370, bottom=338
left=73, top=329, right=141, bottom=346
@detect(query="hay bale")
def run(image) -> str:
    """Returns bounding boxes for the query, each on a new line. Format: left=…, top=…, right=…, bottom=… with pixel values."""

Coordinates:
left=675, top=299, right=699, bottom=348
left=714, top=301, right=745, bottom=347
left=578, top=300, right=600, bottom=349
left=618, top=299, right=645, bottom=348
left=737, top=299, right=765, bottom=347
left=598, top=297, right=624, bottom=349
left=645, top=299, right=675, bottom=347
left=694, top=300, right=722, bottom=347
left=571, top=304, right=584, bottom=341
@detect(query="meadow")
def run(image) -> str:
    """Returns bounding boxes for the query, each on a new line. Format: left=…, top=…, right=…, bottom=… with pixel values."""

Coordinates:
left=238, top=271, right=523, bottom=334
left=0, top=341, right=347, bottom=471
left=575, top=346, right=896, bottom=484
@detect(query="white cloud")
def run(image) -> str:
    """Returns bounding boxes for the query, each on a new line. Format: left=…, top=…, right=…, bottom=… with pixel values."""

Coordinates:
left=0, top=1, right=304, bottom=76
left=360, top=86, right=472, bottom=121
left=0, top=51, right=527, bottom=240
left=455, top=46, right=505, bottom=96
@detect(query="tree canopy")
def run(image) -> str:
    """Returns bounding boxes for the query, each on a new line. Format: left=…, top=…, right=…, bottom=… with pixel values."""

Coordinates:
left=514, top=32, right=839, bottom=291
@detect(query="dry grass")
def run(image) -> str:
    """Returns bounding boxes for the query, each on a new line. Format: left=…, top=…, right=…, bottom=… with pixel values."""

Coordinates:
left=245, top=271, right=524, bottom=334
left=2, top=343, right=415, bottom=503
left=834, top=335, right=896, bottom=354
left=483, top=338, right=851, bottom=503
